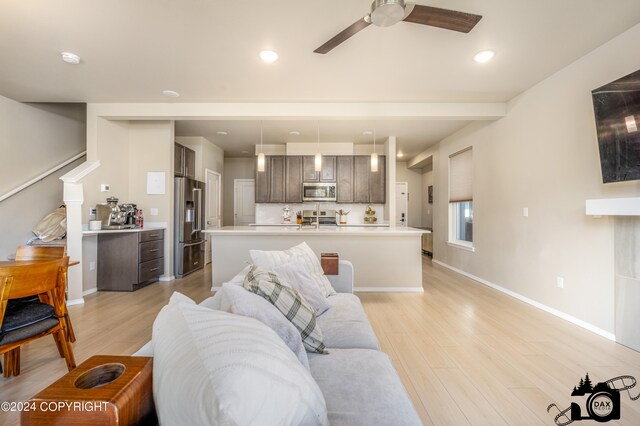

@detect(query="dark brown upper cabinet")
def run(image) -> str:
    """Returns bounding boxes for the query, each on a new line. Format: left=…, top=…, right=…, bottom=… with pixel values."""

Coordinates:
left=174, top=143, right=195, bottom=178
left=336, top=156, right=354, bottom=203
left=285, top=156, right=303, bottom=203
left=303, top=156, right=336, bottom=182
left=268, top=156, right=286, bottom=203
left=353, top=155, right=386, bottom=204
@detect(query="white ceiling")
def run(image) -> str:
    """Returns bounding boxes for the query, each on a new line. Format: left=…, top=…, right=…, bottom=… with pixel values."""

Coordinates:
left=175, top=119, right=471, bottom=158
left=1, top=1, right=639, bottom=157
left=0, top=0, right=639, bottom=103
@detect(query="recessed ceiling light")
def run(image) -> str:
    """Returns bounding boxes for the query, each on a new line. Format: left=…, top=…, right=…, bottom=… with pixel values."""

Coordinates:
left=216, top=131, right=228, bottom=136
left=259, top=50, right=279, bottom=63
left=162, top=90, right=180, bottom=98
left=289, top=130, right=300, bottom=136
left=363, top=131, right=373, bottom=136
left=61, top=52, right=81, bottom=64
left=397, top=152, right=404, bottom=158
left=474, top=50, right=495, bottom=63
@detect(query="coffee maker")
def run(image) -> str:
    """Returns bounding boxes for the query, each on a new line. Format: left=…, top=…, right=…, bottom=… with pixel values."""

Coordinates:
left=95, top=197, right=138, bottom=229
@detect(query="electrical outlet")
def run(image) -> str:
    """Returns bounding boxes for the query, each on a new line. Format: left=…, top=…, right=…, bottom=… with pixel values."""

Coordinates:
left=523, top=207, right=529, bottom=217
left=556, top=277, right=564, bottom=289
left=100, top=184, right=110, bottom=192
left=90, top=261, right=96, bottom=271
left=89, top=207, right=96, bottom=217
left=150, top=208, right=159, bottom=216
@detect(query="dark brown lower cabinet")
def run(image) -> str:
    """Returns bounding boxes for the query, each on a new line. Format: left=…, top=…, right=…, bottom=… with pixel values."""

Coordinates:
left=97, top=230, right=165, bottom=291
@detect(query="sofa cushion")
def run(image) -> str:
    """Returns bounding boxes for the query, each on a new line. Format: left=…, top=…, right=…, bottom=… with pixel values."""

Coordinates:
left=153, top=292, right=328, bottom=426
left=317, top=293, right=380, bottom=350
left=272, top=259, right=331, bottom=315
left=218, top=283, right=309, bottom=369
left=308, top=349, right=421, bottom=426
left=250, top=242, right=336, bottom=297
left=244, top=266, right=327, bottom=354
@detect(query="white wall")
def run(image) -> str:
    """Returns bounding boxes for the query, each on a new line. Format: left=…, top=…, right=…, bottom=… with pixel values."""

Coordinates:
left=0, top=99, right=86, bottom=195
left=427, top=23, right=640, bottom=335
left=223, top=157, right=255, bottom=226
left=0, top=98, right=86, bottom=258
left=396, top=161, right=423, bottom=227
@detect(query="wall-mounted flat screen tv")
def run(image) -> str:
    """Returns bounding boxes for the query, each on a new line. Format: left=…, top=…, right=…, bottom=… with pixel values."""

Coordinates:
left=592, top=69, right=640, bottom=183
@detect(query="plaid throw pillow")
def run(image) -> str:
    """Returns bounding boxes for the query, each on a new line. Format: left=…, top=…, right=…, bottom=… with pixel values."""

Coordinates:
left=244, top=266, right=327, bottom=354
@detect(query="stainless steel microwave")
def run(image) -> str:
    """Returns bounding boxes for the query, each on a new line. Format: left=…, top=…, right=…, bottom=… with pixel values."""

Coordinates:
left=303, top=182, right=337, bottom=201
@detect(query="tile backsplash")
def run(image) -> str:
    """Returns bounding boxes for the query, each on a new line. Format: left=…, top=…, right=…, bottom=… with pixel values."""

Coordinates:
left=255, top=203, right=385, bottom=225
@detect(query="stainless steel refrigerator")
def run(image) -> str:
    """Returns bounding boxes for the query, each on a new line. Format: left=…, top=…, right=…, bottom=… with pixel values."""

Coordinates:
left=174, top=176, right=206, bottom=278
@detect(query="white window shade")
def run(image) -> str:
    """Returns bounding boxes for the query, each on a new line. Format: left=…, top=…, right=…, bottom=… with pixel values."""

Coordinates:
left=449, top=148, right=473, bottom=203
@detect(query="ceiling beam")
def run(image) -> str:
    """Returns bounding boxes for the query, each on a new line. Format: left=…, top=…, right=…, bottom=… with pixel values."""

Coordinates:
left=88, top=102, right=506, bottom=121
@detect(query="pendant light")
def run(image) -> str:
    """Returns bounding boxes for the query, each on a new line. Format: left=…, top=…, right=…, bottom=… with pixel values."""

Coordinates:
left=257, top=123, right=266, bottom=172
left=371, top=127, right=379, bottom=172
left=315, top=122, right=322, bottom=172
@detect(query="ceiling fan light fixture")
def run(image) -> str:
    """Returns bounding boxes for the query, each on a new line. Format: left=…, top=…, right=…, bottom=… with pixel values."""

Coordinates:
left=370, top=0, right=406, bottom=27
left=474, top=50, right=495, bottom=63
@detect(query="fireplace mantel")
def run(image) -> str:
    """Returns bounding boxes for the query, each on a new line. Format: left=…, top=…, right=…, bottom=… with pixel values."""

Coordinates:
left=586, top=197, right=640, bottom=216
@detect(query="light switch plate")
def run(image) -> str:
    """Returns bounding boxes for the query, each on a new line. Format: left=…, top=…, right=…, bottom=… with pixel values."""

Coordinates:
left=523, top=207, right=529, bottom=217
left=100, top=184, right=110, bottom=192
left=556, top=277, right=564, bottom=289
left=150, top=208, right=159, bottom=216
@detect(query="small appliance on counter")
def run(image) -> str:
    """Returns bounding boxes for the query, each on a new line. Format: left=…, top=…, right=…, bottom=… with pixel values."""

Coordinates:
left=95, top=197, right=138, bottom=230
left=302, top=209, right=337, bottom=226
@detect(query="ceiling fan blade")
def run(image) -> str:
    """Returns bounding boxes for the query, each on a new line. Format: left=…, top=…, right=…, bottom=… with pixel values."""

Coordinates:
left=403, top=4, right=482, bottom=33
left=314, top=17, right=371, bottom=54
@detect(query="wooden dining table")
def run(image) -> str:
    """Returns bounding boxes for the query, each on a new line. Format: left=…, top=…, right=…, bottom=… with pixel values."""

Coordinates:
left=0, top=260, right=80, bottom=267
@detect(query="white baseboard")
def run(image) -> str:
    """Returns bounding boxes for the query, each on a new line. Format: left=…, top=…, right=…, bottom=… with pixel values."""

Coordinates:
left=432, top=259, right=616, bottom=341
left=67, top=298, right=85, bottom=306
left=83, top=288, right=97, bottom=297
left=159, top=275, right=175, bottom=282
left=355, top=287, right=424, bottom=293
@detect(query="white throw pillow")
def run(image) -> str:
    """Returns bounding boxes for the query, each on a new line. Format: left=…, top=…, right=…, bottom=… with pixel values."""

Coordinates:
left=273, top=260, right=331, bottom=315
left=153, top=292, right=328, bottom=426
left=250, top=242, right=336, bottom=297
left=218, top=283, right=309, bottom=369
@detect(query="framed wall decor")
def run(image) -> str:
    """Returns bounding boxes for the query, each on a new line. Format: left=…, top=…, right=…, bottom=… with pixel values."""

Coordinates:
left=428, top=185, right=433, bottom=204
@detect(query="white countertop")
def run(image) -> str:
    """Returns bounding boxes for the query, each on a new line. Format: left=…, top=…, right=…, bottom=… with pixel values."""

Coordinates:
left=82, top=226, right=166, bottom=236
left=204, top=225, right=429, bottom=236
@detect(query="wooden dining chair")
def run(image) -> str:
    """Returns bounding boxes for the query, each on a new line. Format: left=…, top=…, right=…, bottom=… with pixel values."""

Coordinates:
left=0, top=257, right=76, bottom=378
left=14, top=245, right=76, bottom=343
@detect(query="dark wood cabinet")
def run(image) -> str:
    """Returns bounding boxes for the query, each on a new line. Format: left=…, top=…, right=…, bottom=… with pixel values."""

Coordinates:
left=97, top=230, right=165, bottom=292
left=285, top=156, right=303, bottom=203
left=302, top=156, right=336, bottom=182
left=370, top=155, right=386, bottom=203
left=353, top=156, right=371, bottom=203
left=256, top=154, right=385, bottom=204
left=268, top=156, right=286, bottom=203
left=336, top=156, right=354, bottom=203
left=303, top=156, right=318, bottom=182
left=352, top=155, right=386, bottom=203
left=174, top=143, right=195, bottom=178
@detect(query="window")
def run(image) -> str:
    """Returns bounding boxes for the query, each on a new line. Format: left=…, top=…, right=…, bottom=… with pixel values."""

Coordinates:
left=448, top=148, right=474, bottom=251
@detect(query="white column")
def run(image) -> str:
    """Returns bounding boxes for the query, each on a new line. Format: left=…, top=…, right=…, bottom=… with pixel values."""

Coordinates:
left=386, top=136, right=397, bottom=226
left=63, top=182, right=85, bottom=305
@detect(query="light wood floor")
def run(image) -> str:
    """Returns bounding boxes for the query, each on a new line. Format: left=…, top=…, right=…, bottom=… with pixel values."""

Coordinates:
left=2, top=258, right=640, bottom=425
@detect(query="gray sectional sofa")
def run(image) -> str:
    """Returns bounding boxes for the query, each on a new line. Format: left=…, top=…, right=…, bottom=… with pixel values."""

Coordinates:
left=135, top=260, right=422, bottom=425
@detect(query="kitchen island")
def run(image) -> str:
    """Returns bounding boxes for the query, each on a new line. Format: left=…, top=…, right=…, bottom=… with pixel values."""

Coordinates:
left=205, top=226, right=430, bottom=292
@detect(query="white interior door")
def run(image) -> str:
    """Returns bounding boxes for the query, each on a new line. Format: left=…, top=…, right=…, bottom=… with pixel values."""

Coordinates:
left=234, top=179, right=255, bottom=225
left=395, top=182, right=408, bottom=227
left=205, top=169, right=221, bottom=265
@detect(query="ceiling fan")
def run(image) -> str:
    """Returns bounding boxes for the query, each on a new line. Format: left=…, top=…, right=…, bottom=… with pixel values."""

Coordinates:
left=314, top=0, right=482, bottom=54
